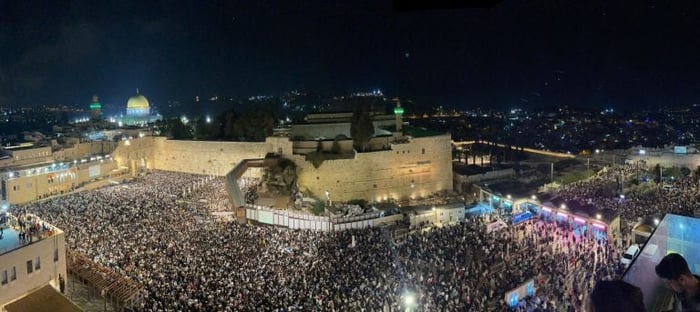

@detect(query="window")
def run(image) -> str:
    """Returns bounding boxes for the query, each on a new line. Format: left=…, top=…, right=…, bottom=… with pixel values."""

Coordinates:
left=10, top=267, right=16, bottom=281
left=1, top=270, right=7, bottom=285
left=35, top=257, right=41, bottom=270
left=26, top=260, right=33, bottom=274
left=54, top=248, right=59, bottom=262
left=422, top=148, right=425, bottom=154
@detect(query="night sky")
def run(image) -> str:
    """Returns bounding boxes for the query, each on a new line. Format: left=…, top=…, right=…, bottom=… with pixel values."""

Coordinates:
left=1, top=0, right=700, bottom=111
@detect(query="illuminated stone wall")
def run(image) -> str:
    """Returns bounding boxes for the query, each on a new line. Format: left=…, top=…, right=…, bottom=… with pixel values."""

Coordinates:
left=627, top=153, right=700, bottom=169
left=152, top=139, right=282, bottom=176
left=53, top=141, right=118, bottom=161
left=292, top=134, right=454, bottom=202
left=109, top=134, right=453, bottom=203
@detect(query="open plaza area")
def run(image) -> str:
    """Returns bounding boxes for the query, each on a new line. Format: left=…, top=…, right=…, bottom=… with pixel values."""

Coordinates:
left=2, top=160, right=696, bottom=311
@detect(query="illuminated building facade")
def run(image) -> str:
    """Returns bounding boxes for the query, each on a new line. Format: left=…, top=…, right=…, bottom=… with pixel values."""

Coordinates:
left=118, top=89, right=161, bottom=126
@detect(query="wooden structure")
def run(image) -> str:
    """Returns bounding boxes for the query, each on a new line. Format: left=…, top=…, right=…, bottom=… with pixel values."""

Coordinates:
left=66, top=249, right=144, bottom=311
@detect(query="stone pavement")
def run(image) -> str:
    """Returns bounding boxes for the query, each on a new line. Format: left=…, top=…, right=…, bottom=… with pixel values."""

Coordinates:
left=65, top=274, right=115, bottom=312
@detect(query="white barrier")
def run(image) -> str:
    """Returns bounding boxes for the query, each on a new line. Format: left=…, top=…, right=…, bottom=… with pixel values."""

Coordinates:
left=244, top=204, right=384, bottom=232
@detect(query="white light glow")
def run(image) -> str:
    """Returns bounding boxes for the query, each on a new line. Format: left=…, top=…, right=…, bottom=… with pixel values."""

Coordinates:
left=403, top=293, right=415, bottom=307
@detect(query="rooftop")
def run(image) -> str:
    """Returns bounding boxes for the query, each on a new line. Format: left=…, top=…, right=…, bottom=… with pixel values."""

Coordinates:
left=539, top=194, right=619, bottom=223
left=0, top=213, right=62, bottom=256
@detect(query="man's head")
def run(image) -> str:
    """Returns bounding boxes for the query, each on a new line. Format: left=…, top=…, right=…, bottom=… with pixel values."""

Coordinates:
left=655, top=253, right=693, bottom=293
left=586, top=280, right=645, bottom=312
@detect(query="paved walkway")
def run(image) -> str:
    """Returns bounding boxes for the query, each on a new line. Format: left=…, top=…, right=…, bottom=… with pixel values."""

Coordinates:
left=65, top=274, right=115, bottom=312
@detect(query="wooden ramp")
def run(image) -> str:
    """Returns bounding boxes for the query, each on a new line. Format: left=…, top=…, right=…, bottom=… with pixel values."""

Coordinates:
left=66, top=249, right=144, bottom=311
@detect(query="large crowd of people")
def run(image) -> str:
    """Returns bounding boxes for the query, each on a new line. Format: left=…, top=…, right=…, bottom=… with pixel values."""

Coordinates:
left=558, top=165, right=699, bottom=222
left=7, top=165, right=698, bottom=311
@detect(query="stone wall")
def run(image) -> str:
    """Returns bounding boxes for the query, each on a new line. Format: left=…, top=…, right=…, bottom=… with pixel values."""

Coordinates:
left=110, top=134, right=453, bottom=203
left=53, top=141, right=117, bottom=161
left=454, top=168, right=516, bottom=185
left=153, top=139, right=271, bottom=175
left=110, top=137, right=292, bottom=177
left=628, top=153, right=700, bottom=169
left=292, top=134, right=453, bottom=202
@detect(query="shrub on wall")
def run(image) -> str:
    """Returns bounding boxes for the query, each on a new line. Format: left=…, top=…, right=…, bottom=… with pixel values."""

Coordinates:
left=305, top=151, right=325, bottom=168
left=312, top=200, right=325, bottom=215
left=331, top=140, right=341, bottom=154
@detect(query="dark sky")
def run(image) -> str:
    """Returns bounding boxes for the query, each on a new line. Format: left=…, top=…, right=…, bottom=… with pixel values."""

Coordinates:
left=1, top=0, right=700, bottom=111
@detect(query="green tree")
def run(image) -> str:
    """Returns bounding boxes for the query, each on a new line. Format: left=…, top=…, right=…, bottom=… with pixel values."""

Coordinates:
left=306, top=151, right=325, bottom=168
left=193, top=118, right=214, bottom=140
left=215, top=109, right=275, bottom=141
left=654, top=164, right=661, bottom=182
left=223, top=110, right=237, bottom=139
left=680, top=167, right=691, bottom=178
left=312, top=200, right=325, bottom=215
left=664, top=167, right=683, bottom=182
left=331, top=139, right=341, bottom=154
left=350, top=100, right=374, bottom=152
left=169, top=118, right=193, bottom=139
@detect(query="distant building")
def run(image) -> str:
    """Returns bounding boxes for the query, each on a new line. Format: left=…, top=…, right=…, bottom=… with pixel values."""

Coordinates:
left=117, top=90, right=161, bottom=126
left=89, top=95, right=102, bottom=121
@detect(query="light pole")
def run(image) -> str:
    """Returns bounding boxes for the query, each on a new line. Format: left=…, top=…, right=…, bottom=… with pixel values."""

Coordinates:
left=550, top=162, right=554, bottom=183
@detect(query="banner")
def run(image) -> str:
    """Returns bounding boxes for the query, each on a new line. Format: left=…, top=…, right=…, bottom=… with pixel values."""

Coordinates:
left=88, top=165, right=101, bottom=178
left=504, top=279, right=536, bottom=308
left=486, top=220, right=508, bottom=233
left=258, top=210, right=274, bottom=224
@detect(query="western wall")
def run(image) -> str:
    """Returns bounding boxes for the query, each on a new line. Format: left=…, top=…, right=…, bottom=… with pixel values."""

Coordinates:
left=109, top=134, right=454, bottom=204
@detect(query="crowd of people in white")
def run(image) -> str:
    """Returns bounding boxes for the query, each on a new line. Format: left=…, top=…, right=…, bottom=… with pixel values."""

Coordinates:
left=6, top=164, right=698, bottom=311
left=558, top=165, right=699, bottom=222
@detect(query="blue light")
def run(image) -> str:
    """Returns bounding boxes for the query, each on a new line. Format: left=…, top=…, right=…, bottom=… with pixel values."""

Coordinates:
left=527, top=282, right=535, bottom=296
left=509, top=292, right=519, bottom=308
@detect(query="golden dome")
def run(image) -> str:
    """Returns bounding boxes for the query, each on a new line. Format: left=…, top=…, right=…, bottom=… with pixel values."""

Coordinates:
left=127, top=94, right=150, bottom=110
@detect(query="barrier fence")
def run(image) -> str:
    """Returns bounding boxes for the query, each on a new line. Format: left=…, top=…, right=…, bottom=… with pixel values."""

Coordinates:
left=244, top=205, right=385, bottom=231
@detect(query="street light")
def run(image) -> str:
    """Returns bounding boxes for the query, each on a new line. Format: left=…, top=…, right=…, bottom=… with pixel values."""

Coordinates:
left=403, top=292, right=416, bottom=310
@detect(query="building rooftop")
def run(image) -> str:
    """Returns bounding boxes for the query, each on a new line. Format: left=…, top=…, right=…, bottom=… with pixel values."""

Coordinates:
left=539, top=194, right=619, bottom=224
left=0, top=213, right=62, bottom=256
